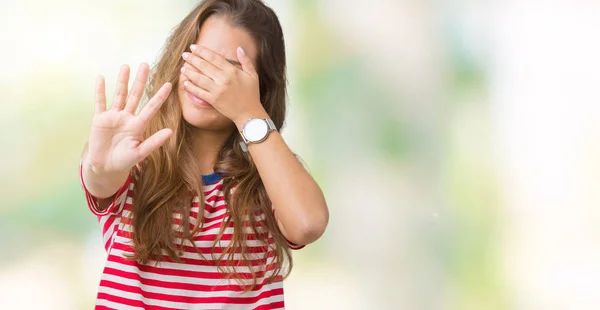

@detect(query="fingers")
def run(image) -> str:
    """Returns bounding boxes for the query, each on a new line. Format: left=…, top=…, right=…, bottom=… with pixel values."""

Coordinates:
left=137, top=82, right=172, bottom=124
left=95, top=75, right=106, bottom=113
left=183, top=80, right=213, bottom=105
left=182, top=62, right=199, bottom=73
left=136, top=128, right=173, bottom=161
left=111, top=65, right=130, bottom=110
left=237, top=47, right=258, bottom=79
left=180, top=67, right=215, bottom=92
left=124, top=63, right=150, bottom=114
left=191, top=45, right=230, bottom=71
left=182, top=51, right=222, bottom=82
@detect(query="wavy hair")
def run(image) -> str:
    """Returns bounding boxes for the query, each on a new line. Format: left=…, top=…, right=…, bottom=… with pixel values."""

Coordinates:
left=129, top=0, right=291, bottom=290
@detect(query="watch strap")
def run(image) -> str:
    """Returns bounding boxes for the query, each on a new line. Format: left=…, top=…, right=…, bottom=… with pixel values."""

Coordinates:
left=265, top=118, right=276, bottom=131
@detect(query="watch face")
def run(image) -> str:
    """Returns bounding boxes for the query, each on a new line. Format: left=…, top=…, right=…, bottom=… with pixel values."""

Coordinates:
left=244, top=118, right=269, bottom=142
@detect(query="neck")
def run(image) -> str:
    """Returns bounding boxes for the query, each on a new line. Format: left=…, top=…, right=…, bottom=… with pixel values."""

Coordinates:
left=191, top=127, right=234, bottom=175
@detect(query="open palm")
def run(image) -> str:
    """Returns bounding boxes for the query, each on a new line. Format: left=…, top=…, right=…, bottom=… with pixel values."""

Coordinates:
left=86, top=64, right=173, bottom=173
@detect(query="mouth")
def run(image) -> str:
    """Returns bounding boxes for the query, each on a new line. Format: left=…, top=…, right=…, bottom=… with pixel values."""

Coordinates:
left=186, top=91, right=212, bottom=107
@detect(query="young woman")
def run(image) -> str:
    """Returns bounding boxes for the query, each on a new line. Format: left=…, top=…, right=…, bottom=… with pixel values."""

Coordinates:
left=79, top=0, right=329, bottom=308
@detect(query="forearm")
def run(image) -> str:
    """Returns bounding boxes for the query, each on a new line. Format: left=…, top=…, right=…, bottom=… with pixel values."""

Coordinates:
left=81, top=142, right=130, bottom=199
left=235, top=112, right=329, bottom=245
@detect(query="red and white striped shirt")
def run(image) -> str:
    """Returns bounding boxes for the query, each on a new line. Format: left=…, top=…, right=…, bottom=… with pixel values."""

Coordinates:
left=80, top=164, right=303, bottom=309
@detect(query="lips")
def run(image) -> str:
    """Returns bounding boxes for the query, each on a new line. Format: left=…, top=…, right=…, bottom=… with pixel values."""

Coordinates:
left=186, top=91, right=211, bottom=107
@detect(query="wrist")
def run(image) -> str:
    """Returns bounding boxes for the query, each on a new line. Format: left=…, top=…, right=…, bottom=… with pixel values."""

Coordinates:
left=81, top=160, right=131, bottom=198
left=234, top=106, right=269, bottom=130
left=82, top=157, right=129, bottom=179
left=82, top=157, right=102, bottom=175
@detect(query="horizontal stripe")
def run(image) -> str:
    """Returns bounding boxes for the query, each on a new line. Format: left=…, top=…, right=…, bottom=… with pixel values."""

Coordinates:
left=97, top=291, right=150, bottom=309
left=99, top=279, right=284, bottom=305
left=102, top=270, right=281, bottom=296
left=95, top=297, right=145, bottom=310
left=255, top=301, right=285, bottom=310
left=206, top=195, right=225, bottom=203
left=105, top=258, right=279, bottom=284
left=97, top=289, right=178, bottom=309
left=111, top=232, right=273, bottom=251
left=105, top=255, right=281, bottom=283
left=202, top=183, right=222, bottom=196
left=109, top=247, right=277, bottom=268
left=98, top=286, right=284, bottom=310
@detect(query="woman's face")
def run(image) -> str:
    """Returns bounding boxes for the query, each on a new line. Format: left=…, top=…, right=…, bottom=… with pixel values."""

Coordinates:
left=178, top=15, right=259, bottom=132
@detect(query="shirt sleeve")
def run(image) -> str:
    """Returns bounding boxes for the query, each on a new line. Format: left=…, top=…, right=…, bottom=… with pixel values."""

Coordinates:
left=79, top=162, right=136, bottom=252
left=286, top=240, right=306, bottom=250
left=79, top=161, right=133, bottom=217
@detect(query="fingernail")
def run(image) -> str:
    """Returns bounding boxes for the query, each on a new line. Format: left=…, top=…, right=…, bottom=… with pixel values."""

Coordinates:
left=184, top=81, right=189, bottom=87
left=237, top=47, right=245, bottom=56
left=182, top=52, right=189, bottom=60
left=190, top=44, right=197, bottom=51
left=180, top=67, right=185, bottom=73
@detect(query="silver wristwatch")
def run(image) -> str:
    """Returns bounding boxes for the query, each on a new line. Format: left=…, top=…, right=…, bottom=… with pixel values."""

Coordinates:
left=239, top=118, right=277, bottom=152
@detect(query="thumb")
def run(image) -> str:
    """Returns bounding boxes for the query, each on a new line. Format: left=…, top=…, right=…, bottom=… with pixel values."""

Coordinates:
left=136, top=128, right=173, bottom=161
left=237, top=47, right=257, bottom=78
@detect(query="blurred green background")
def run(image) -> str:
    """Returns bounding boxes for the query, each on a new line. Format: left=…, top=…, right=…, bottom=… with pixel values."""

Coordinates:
left=1, top=0, right=600, bottom=309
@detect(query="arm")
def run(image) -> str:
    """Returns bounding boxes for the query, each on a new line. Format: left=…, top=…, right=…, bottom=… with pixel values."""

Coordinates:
left=82, top=63, right=173, bottom=211
left=234, top=114, right=329, bottom=246
left=81, top=141, right=127, bottom=211
left=181, top=45, right=329, bottom=245
left=82, top=141, right=130, bottom=199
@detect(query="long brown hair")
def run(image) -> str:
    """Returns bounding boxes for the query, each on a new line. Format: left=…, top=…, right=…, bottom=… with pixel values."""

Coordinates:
left=130, top=0, right=291, bottom=290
